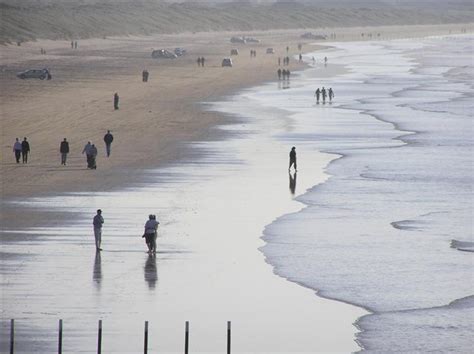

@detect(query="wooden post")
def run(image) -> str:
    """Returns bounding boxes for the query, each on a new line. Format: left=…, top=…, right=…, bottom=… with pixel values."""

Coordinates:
left=10, top=319, right=14, bottom=354
left=97, top=320, right=102, bottom=354
left=144, top=321, right=148, bottom=354
left=227, top=321, right=231, bottom=354
left=58, top=319, right=63, bottom=354
left=184, top=321, right=189, bottom=354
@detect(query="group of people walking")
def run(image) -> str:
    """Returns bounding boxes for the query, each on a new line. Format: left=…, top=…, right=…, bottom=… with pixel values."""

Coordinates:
left=82, top=142, right=98, bottom=169
left=280, top=56, right=290, bottom=66
left=196, top=57, right=206, bottom=67
left=81, top=131, right=114, bottom=169
left=250, top=49, right=257, bottom=57
left=314, top=87, right=334, bottom=104
left=277, top=68, right=291, bottom=80
left=13, top=137, right=30, bottom=164
left=14, top=131, right=114, bottom=167
left=92, top=210, right=160, bottom=255
left=91, top=146, right=298, bottom=253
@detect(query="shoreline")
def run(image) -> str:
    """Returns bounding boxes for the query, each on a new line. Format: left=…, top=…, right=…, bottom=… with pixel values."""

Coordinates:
left=1, top=24, right=471, bottom=203
left=1, top=27, right=472, bottom=352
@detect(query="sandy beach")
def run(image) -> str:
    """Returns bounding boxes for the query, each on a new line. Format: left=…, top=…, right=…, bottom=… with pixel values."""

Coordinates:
left=1, top=20, right=473, bottom=353
left=1, top=24, right=470, bottom=202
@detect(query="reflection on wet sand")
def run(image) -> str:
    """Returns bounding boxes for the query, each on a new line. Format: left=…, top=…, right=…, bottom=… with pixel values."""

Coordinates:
left=277, top=80, right=291, bottom=90
left=93, top=251, right=102, bottom=289
left=144, top=255, right=157, bottom=289
left=289, top=171, right=297, bottom=195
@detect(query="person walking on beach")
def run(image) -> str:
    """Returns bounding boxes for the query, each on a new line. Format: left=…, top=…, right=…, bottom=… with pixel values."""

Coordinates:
left=197, top=57, right=202, bottom=67
left=74, top=41, right=78, bottom=49
left=90, top=144, right=98, bottom=169
left=103, top=130, right=114, bottom=157
left=287, top=70, right=291, bottom=80
left=93, top=209, right=104, bottom=251
left=328, top=88, right=334, bottom=103
left=299, top=53, right=303, bottom=62
left=71, top=41, right=74, bottom=49
left=321, top=87, right=327, bottom=104
left=143, top=214, right=159, bottom=254
left=21, top=137, right=30, bottom=164
left=315, top=88, right=321, bottom=104
left=289, top=147, right=297, bottom=171
left=82, top=141, right=92, bottom=168
left=142, top=69, right=149, bottom=82
left=324, top=56, right=328, bottom=66
left=60, top=138, right=69, bottom=165
left=277, top=68, right=282, bottom=80
left=114, top=93, right=119, bottom=110
left=13, top=138, right=22, bottom=163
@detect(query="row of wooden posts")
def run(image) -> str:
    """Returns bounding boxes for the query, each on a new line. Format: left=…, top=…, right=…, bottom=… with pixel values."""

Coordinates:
left=9, top=319, right=232, bottom=354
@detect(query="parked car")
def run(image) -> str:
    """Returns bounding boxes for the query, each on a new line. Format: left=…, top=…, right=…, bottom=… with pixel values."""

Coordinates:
left=151, top=49, right=177, bottom=59
left=230, top=49, right=239, bottom=56
left=16, top=68, right=51, bottom=80
left=230, top=36, right=246, bottom=44
left=300, top=32, right=328, bottom=40
left=222, top=58, right=233, bottom=67
left=266, top=48, right=275, bottom=54
left=174, top=48, right=187, bottom=56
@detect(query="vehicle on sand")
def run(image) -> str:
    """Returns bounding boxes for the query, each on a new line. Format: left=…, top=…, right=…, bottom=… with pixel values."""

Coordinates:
left=17, top=68, right=51, bottom=80
left=151, top=49, right=178, bottom=59
left=222, top=58, right=233, bottom=67
left=301, top=32, right=328, bottom=40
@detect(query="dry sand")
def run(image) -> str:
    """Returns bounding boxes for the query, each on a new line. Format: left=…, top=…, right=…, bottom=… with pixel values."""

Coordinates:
left=0, top=24, right=470, bottom=205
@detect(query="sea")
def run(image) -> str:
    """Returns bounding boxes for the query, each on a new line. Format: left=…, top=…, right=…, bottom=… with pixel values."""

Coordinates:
left=257, top=34, right=474, bottom=352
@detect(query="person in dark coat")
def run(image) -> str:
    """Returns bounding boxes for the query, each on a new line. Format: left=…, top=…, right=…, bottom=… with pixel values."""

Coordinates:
left=289, top=146, right=297, bottom=171
left=103, top=130, right=114, bottom=157
left=21, top=137, right=30, bottom=164
left=90, top=144, right=98, bottom=169
left=277, top=68, right=282, bottom=80
left=321, top=87, right=327, bottom=104
left=328, top=88, right=335, bottom=102
left=114, top=93, right=119, bottom=110
left=315, top=88, right=321, bottom=104
left=60, top=138, right=69, bottom=165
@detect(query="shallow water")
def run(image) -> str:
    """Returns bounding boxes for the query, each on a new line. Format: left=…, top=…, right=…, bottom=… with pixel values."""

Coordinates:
left=259, top=35, right=474, bottom=352
left=0, top=69, right=365, bottom=352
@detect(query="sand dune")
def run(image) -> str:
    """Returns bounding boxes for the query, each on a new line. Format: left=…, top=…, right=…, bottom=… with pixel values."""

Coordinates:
left=1, top=0, right=473, bottom=44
